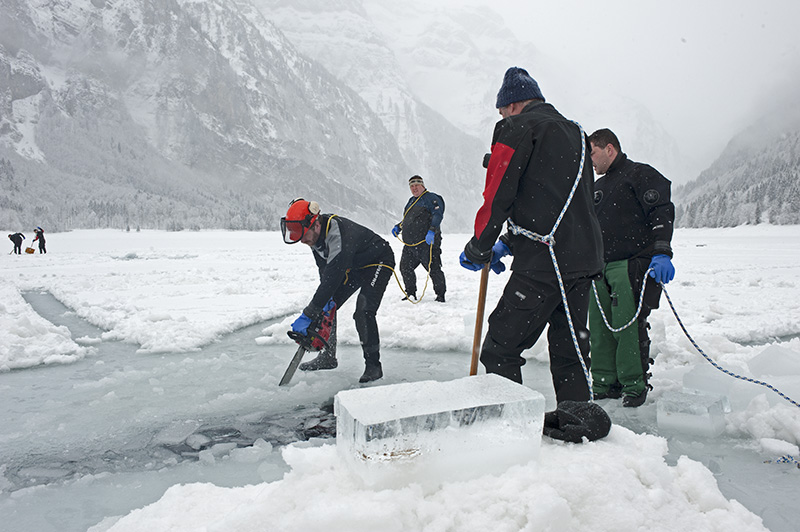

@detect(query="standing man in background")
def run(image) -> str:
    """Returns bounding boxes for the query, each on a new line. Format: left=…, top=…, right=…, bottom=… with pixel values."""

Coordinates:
left=33, top=227, right=46, bottom=254
left=587, top=128, right=675, bottom=408
left=392, top=175, right=447, bottom=302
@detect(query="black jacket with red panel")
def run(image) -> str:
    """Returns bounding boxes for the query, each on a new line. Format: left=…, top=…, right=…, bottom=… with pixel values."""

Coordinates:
left=464, top=102, right=603, bottom=277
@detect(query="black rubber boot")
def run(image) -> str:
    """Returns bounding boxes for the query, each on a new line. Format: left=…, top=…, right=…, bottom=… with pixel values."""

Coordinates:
left=359, top=360, right=383, bottom=383
left=622, top=387, right=648, bottom=408
left=299, top=351, right=338, bottom=371
left=593, top=382, right=623, bottom=400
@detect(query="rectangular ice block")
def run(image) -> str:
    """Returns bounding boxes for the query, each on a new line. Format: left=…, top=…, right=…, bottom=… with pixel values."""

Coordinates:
left=334, top=374, right=545, bottom=487
left=682, top=364, right=732, bottom=412
left=657, top=389, right=727, bottom=438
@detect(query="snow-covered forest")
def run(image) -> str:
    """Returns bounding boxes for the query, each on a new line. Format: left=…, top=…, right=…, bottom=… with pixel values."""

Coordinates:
left=675, top=112, right=800, bottom=227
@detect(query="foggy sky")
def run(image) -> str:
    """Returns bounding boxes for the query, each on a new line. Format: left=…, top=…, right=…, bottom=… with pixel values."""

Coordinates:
left=459, top=0, right=800, bottom=183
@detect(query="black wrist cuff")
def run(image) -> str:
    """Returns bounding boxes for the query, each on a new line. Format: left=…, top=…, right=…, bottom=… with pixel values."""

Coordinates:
left=652, top=240, right=673, bottom=258
left=464, top=238, right=492, bottom=264
left=303, top=303, right=323, bottom=322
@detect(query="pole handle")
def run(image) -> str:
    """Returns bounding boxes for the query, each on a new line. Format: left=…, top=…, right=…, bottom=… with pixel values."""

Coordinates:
left=470, top=264, right=490, bottom=376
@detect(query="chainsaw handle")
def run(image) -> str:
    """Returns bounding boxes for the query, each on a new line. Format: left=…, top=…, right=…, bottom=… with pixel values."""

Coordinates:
left=287, top=330, right=328, bottom=351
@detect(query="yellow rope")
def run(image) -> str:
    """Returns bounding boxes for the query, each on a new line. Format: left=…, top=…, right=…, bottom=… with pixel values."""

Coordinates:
left=328, top=208, right=435, bottom=304
left=392, top=191, right=436, bottom=303
left=344, top=249, right=432, bottom=305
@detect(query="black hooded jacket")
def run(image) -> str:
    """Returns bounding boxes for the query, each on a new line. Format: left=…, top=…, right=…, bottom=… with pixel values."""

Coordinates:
left=465, top=102, right=603, bottom=277
left=593, top=153, right=674, bottom=262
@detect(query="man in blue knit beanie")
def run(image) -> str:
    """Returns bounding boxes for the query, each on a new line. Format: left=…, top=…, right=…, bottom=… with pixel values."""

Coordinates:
left=495, top=66, right=545, bottom=108
left=459, top=66, right=609, bottom=442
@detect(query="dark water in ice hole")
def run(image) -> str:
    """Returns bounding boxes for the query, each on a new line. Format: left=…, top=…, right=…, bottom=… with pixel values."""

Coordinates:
left=1, top=291, right=338, bottom=493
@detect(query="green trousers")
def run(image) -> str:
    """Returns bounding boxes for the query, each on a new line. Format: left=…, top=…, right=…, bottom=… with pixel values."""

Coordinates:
left=589, top=260, right=646, bottom=396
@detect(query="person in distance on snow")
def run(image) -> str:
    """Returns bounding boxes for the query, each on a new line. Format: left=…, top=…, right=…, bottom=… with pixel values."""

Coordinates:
left=8, top=232, right=25, bottom=254
left=33, top=226, right=46, bottom=254
left=391, top=175, right=447, bottom=302
left=281, top=198, right=395, bottom=383
left=460, top=66, right=604, bottom=405
left=587, top=128, right=675, bottom=408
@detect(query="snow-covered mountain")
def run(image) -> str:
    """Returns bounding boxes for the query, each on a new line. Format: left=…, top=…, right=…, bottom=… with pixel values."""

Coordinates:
left=0, top=0, right=410, bottom=231
left=252, top=0, right=493, bottom=231
left=257, top=0, right=696, bottom=192
left=1, top=0, right=695, bottom=233
left=675, top=102, right=800, bottom=227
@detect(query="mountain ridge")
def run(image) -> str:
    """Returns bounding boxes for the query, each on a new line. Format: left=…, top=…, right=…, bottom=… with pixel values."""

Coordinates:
left=675, top=103, right=800, bottom=227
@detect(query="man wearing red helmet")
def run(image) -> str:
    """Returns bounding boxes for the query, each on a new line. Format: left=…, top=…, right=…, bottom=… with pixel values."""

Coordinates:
left=281, top=199, right=395, bottom=383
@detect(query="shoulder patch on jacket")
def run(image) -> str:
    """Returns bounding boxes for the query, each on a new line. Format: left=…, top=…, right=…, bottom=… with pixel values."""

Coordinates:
left=643, top=189, right=660, bottom=205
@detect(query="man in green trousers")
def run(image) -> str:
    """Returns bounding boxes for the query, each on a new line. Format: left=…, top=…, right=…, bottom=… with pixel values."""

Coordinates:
left=588, top=129, right=675, bottom=408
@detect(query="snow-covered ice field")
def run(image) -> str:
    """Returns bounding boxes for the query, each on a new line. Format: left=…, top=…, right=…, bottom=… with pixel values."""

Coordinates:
left=1, top=226, right=799, bottom=531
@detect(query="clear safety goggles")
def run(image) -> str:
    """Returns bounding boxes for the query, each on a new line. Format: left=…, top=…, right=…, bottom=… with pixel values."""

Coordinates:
left=280, top=217, right=309, bottom=244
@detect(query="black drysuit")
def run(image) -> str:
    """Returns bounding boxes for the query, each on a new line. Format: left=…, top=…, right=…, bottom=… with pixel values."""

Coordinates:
left=33, top=229, right=46, bottom=254
left=464, top=102, right=604, bottom=403
left=590, top=152, right=674, bottom=393
left=398, top=190, right=446, bottom=298
left=304, top=215, right=395, bottom=362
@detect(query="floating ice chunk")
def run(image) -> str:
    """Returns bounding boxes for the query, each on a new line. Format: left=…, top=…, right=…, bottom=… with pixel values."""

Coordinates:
left=759, top=437, right=800, bottom=457
left=186, top=433, right=211, bottom=450
left=151, top=420, right=204, bottom=446
left=657, top=390, right=727, bottom=438
left=748, top=345, right=800, bottom=377
left=230, top=438, right=273, bottom=463
left=198, top=442, right=237, bottom=464
left=334, top=374, right=545, bottom=488
left=684, top=358, right=800, bottom=409
left=682, top=364, right=732, bottom=412
left=75, top=336, right=102, bottom=345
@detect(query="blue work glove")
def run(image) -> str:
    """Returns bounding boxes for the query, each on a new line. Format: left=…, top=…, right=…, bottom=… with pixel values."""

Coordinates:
left=459, top=251, right=483, bottom=271
left=291, top=313, right=313, bottom=335
left=322, top=299, right=335, bottom=314
left=649, top=254, right=675, bottom=284
left=489, top=240, right=511, bottom=274
left=425, top=230, right=435, bottom=245
left=391, top=224, right=401, bottom=237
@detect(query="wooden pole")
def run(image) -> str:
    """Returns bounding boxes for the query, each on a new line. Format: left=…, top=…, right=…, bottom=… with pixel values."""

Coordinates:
left=470, top=264, right=490, bottom=375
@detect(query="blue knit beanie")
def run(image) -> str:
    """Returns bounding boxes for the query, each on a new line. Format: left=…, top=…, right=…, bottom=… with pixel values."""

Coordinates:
left=496, top=67, right=545, bottom=108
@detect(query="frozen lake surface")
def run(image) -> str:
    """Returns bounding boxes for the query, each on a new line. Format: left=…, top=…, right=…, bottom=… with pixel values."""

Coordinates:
left=1, top=227, right=799, bottom=531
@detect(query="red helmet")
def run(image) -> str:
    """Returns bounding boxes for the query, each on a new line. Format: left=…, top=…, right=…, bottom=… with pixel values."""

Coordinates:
left=281, top=198, right=320, bottom=244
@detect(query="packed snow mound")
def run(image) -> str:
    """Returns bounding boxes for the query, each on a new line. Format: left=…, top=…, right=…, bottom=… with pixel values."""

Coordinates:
left=91, top=427, right=767, bottom=532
